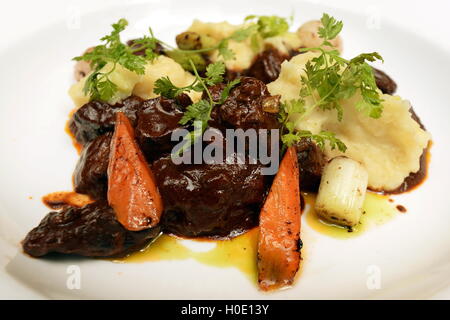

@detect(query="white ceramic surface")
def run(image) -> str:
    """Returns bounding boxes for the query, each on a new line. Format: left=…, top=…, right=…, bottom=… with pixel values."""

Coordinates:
left=0, top=0, right=449, bottom=299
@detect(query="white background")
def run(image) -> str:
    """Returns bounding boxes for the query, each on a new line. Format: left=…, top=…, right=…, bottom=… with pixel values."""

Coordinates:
left=1, top=0, right=450, bottom=52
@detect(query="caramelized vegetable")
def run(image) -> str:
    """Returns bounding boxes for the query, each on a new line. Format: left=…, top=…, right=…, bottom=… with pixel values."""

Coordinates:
left=315, top=156, right=369, bottom=227
left=107, top=112, right=163, bottom=231
left=257, top=146, right=302, bottom=291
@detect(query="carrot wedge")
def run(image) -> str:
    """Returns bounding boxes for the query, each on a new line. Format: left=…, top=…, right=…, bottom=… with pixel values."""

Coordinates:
left=257, top=146, right=302, bottom=291
left=107, top=112, right=163, bottom=231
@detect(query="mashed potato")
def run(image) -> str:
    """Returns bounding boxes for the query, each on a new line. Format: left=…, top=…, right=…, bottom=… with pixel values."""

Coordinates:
left=69, top=56, right=201, bottom=108
left=69, top=20, right=303, bottom=107
left=187, top=19, right=302, bottom=71
left=267, top=52, right=431, bottom=191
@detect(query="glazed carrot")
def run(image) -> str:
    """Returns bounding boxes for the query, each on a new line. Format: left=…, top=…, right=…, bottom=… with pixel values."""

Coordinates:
left=257, top=146, right=302, bottom=291
left=107, top=112, right=163, bottom=231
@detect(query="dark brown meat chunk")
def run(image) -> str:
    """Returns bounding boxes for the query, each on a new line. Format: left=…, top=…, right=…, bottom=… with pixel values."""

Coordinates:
left=246, top=47, right=288, bottom=83
left=209, top=77, right=280, bottom=130
left=153, top=154, right=267, bottom=238
left=69, top=96, right=143, bottom=145
left=71, top=96, right=191, bottom=200
left=135, top=96, right=189, bottom=161
left=22, top=201, right=160, bottom=257
left=373, top=67, right=397, bottom=95
left=73, top=132, right=112, bottom=200
left=295, top=138, right=327, bottom=192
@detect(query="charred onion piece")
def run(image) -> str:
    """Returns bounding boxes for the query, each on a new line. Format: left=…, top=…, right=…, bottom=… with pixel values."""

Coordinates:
left=257, top=146, right=302, bottom=291
left=107, top=112, right=163, bottom=231
left=315, top=156, right=369, bottom=227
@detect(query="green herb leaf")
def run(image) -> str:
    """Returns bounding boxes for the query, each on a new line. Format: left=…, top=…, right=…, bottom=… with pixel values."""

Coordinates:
left=153, top=76, right=185, bottom=99
left=279, top=99, right=347, bottom=151
left=217, top=40, right=235, bottom=60
left=179, top=99, right=212, bottom=125
left=244, top=15, right=289, bottom=38
left=154, top=61, right=226, bottom=99
left=230, top=24, right=259, bottom=41
left=97, top=78, right=118, bottom=101
left=299, top=14, right=384, bottom=121
left=73, top=19, right=160, bottom=102
left=318, top=13, right=343, bottom=41
left=205, top=62, right=226, bottom=85
left=153, top=60, right=239, bottom=156
left=280, top=13, right=385, bottom=152
left=219, top=78, right=241, bottom=104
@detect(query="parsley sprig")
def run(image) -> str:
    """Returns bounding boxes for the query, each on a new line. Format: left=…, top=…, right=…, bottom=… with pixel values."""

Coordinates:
left=279, top=99, right=347, bottom=152
left=154, top=61, right=227, bottom=99
left=280, top=13, right=384, bottom=151
left=73, top=18, right=260, bottom=101
left=73, top=19, right=159, bottom=101
left=155, top=61, right=240, bottom=155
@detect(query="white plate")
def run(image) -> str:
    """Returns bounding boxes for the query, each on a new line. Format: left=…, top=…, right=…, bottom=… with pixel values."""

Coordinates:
left=1, top=0, right=450, bottom=300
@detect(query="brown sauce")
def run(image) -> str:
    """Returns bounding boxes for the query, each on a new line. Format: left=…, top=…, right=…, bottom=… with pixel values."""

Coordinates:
left=371, top=106, right=432, bottom=195
left=396, top=205, right=407, bottom=213
left=380, top=141, right=432, bottom=195
left=42, top=191, right=93, bottom=210
left=65, top=110, right=83, bottom=154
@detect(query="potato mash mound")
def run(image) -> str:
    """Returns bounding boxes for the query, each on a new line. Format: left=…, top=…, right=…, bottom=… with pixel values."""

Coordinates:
left=267, top=53, right=431, bottom=191
left=69, top=56, right=201, bottom=108
left=187, top=20, right=302, bottom=71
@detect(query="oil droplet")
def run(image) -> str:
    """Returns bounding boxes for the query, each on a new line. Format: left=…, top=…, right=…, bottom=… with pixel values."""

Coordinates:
left=304, top=192, right=397, bottom=239
left=114, top=228, right=260, bottom=282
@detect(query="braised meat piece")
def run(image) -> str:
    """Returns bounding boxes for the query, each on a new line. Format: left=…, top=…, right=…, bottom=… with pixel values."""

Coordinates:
left=73, top=132, right=112, bottom=200
left=295, top=138, right=327, bottom=192
left=135, top=96, right=189, bottom=161
left=22, top=201, right=160, bottom=257
left=72, top=96, right=191, bottom=199
left=373, top=67, right=397, bottom=95
left=153, top=155, right=267, bottom=238
left=209, top=77, right=280, bottom=130
left=69, top=95, right=143, bottom=145
left=246, top=47, right=288, bottom=83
